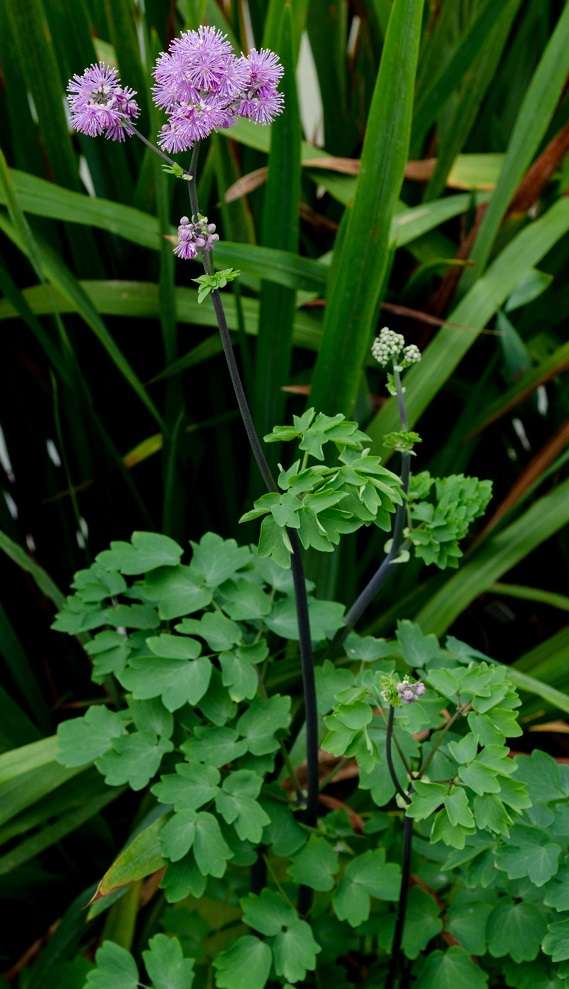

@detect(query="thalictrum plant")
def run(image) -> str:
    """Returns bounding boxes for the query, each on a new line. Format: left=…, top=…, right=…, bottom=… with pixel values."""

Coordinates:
left=45, top=22, right=569, bottom=989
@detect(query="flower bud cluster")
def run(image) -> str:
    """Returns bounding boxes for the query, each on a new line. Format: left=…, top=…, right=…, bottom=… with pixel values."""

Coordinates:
left=402, top=344, right=421, bottom=367
left=174, top=215, right=219, bottom=261
left=379, top=672, right=426, bottom=706
left=396, top=677, right=426, bottom=704
left=371, top=327, right=421, bottom=370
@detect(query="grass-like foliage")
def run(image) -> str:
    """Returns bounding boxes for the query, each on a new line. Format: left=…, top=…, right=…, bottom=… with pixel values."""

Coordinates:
left=0, top=0, right=568, bottom=985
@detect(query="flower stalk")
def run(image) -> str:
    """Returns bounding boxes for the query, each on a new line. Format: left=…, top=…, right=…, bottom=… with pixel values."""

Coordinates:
left=342, top=364, right=412, bottom=636
left=183, top=145, right=320, bottom=832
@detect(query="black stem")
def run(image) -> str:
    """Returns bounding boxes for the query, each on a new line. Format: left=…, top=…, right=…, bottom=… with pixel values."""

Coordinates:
left=385, top=706, right=411, bottom=806
left=131, top=124, right=186, bottom=170
left=289, top=530, right=319, bottom=828
left=385, top=812, right=413, bottom=989
left=185, top=142, right=320, bottom=840
left=341, top=367, right=411, bottom=637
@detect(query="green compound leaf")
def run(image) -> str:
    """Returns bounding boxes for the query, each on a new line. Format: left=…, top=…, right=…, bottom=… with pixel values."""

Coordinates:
left=57, top=707, right=125, bottom=768
left=215, top=770, right=270, bottom=843
left=152, top=763, right=221, bottom=811
left=260, top=797, right=307, bottom=857
left=407, top=781, right=448, bottom=820
left=176, top=612, right=242, bottom=651
left=333, top=850, right=400, bottom=927
left=220, top=648, right=259, bottom=702
left=85, top=631, right=130, bottom=682
left=415, top=945, right=488, bottom=989
left=446, top=898, right=494, bottom=955
left=102, top=604, right=160, bottom=630
left=396, top=620, right=442, bottom=668
left=407, top=472, right=492, bottom=569
left=96, top=532, right=183, bottom=575
left=264, top=409, right=369, bottom=460
left=245, top=414, right=402, bottom=565
left=143, top=566, right=213, bottom=621
left=495, top=824, right=562, bottom=887
left=192, top=811, right=233, bottom=877
left=383, top=430, right=422, bottom=454
left=265, top=596, right=345, bottom=642
left=214, top=936, right=272, bottom=989
left=242, top=889, right=296, bottom=935
left=160, top=810, right=197, bottom=863
left=219, top=580, right=272, bottom=621
left=444, top=789, right=475, bottom=829
left=271, top=918, right=320, bottom=983
left=182, top=726, right=248, bottom=766
left=514, top=750, right=567, bottom=804
left=237, top=696, right=291, bottom=755
left=161, top=856, right=207, bottom=904
left=142, top=934, right=195, bottom=989
left=146, top=634, right=202, bottom=660
left=128, top=699, right=173, bottom=740
left=380, top=886, right=443, bottom=959
left=543, top=918, right=569, bottom=963
left=402, top=887, right=443, bottom=959
left=119, top=654, right=211, bottom=712
left=191, top=532, right=251, bottom=587
left=85, top=941, right=138, bottom=989
left=193, top=267, right=240, bottom=304
left=288, top=836, right=339, bottom=892
left=96, top=731, right=173, bottom=791
left=487, top=900, right=546, bottom=963
left=241, top=890, right=321, bottom=984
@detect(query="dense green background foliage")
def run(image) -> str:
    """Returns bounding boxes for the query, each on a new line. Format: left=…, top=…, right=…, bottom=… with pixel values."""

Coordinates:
left=0, top=0, right=568, bottom=982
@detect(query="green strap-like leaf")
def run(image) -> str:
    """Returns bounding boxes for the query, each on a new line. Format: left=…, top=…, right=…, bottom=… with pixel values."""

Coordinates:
left=460, top=1, right=569, bottom=292
left=309, top=0, right=425, bottom=416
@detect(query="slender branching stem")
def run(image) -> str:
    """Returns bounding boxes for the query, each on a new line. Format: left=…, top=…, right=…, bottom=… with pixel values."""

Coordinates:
left=341, top=367, right=411, bottom=636
left=165, top=139, right=321, bottom=835
left=386, top=706, right=411, bottom=806
left=385, top=811, right=413, bottom=989
left=131, top=124, right=188, bottom=171
left=378, top=703, right=412, bottom=777
left=385, top=705, right=413, bottom=988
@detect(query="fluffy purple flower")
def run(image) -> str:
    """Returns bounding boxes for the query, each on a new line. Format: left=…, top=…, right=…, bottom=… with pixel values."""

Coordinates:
left=153, top=26, right=246, bottom=112
left=67, top=63, right=139, bottom=141
left=158, top=97, right=230, bottom=152
left=238, top=87, right=284, bottom=125
left=152, top=28, right=284, bottom=152
left=237, top=48, right=284, bottom=124
left=174, top=215, right=219, bottom=261
left=242, top=48, right=284, bottom=90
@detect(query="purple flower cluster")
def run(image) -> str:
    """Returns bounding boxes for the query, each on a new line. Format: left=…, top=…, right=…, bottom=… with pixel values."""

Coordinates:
left=66, top=29, right=284, bottom=152
left=153, top=26, right=284, bottom=153
left=397, top=679, right=426, bottom=704
left=66, top=63, right=139, bottom=141
left=174, top=215, right=219, bottom=261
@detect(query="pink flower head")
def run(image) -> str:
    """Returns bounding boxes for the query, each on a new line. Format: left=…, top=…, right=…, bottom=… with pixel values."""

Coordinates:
left=152, top=28, right=284, bottom=152
left=67, top=63, right=139, bottom=141
left=242, top=48, right=284, bottom=91
left=158, top=95, right=230, bottom=153
left=238, top=87, right=284, bottom=125
left=237, top=48, right=284, bottom=125
left=153, top=26, right=246, bottom=110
